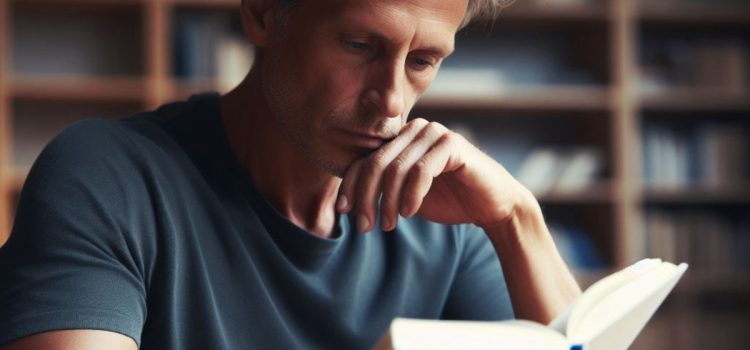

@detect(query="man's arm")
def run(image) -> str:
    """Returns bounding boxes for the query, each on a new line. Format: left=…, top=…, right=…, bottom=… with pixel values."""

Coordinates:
left=482, top=193, right=582, bottom=323
left=0, top=330, right=137, bottom=350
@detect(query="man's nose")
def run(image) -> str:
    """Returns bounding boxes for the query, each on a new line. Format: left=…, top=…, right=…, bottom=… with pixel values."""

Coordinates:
left=362, top=60, right=405, bottom=119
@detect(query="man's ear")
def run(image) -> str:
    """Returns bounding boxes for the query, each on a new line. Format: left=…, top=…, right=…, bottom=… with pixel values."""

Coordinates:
left=240, top=0, right=276, bottom=46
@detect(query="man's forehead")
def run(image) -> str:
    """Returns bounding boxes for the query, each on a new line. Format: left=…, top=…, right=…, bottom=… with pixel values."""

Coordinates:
left=310, top=0, right=467, bottom=29
left=310, top=0, right=466, bottom=51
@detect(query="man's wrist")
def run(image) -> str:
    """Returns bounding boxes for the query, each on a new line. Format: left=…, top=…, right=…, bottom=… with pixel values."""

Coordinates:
left=480, top=190, right=549, bottom=250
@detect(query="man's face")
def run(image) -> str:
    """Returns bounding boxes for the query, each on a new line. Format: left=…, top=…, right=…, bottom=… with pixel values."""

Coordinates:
left=259, top=0, right=467, bottom=176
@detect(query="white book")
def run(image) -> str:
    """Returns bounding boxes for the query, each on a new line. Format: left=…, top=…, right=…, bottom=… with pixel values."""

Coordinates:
left=554, top=147, right=602, bottom=192
left=516, top=147, right=564, bottom=195
left=375, top=259, right=688, bottom=350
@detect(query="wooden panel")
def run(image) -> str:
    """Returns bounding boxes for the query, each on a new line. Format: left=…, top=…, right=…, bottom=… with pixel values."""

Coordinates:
left=0, top=0, right=9, bottom=240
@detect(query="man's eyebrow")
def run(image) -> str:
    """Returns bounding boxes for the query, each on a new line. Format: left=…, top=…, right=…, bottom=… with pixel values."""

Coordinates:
left=357, top=30, right=455, bottom=57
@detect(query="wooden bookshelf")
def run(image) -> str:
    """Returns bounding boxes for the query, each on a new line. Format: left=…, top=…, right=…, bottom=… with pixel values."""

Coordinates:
left=11, top=76, right=146, bottom=102
left=641, top=88, right=750, bottom=112
left=0, top=0, right=748, bottom=348
left=419, top=86, right=612, bottom=111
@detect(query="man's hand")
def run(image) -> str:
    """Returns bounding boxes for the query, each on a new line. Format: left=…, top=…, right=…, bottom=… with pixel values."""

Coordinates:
left=336, top=118, right=581, bottom=323
left=336, top=118, right=533, bottom=235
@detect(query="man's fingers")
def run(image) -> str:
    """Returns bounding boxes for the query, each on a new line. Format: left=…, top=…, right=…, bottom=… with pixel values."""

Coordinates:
left=400, top=132, right=454, bottom=218
left=337, top=159, right=363, bottom=213
left=380, top=121, right=447, bottom=231
left=347, top=118, right=429, bottom=232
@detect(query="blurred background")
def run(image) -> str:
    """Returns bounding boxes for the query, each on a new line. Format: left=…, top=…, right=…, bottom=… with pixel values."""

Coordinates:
left=0, top=0, right=748, bottom=348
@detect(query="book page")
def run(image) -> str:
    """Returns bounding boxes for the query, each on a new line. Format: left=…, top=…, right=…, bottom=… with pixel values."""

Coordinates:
left=564, top=258, right=663, bottom=336
left=386, top=318, right=568, bottom=350
left=569, top=262, right=688, bottom=350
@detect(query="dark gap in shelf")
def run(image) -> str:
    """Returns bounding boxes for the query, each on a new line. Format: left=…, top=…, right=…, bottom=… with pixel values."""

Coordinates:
left=10, top=3, right=144, bottom=76
left=449, top=19, right=611, bottom=87
left=639, top=23, right=750, bottom=93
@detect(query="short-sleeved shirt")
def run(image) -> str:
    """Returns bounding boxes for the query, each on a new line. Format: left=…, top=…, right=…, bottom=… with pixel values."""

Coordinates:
left=0, top=93, right=513, bottom=349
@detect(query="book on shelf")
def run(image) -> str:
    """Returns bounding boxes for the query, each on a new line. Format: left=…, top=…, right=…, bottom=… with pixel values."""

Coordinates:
left=642, top=122, right=748, bottom=189
left=645, top=210, right=744, bottom=271
left=640, top=38, right=748, bottom=93
left=516, top=146, right=603, bottom=194
left=173, top=12, right=254, bottom=90
left=374, top=259, right=688, bottom=350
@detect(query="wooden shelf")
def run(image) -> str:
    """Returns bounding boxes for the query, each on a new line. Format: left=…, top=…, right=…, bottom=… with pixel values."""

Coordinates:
left=537, top=181, right=615, bottom=204
left=419, top=86, right=612, bottom=111
left=676, top=270, right=750, bottom=294
left=639, top=4, right=750, bottom=24
left=167, top=0, right=239, bottom=8
left=10, top=76, right=146, bottom=103
left=500, top=2, right=609, bottom=21
left=640, top=88, right=750, bottom=112
left=10, top=0, right=145, bottom=10
left=642, top=186, right=750, bottom=205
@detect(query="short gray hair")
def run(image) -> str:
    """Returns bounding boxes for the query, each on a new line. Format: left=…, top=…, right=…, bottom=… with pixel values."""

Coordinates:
left=276, top=0, right=517, bottom=28
left=462, top=0, right=517, bottom=28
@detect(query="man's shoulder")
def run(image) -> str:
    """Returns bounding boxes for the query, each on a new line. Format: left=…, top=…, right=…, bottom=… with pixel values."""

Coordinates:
left=42, top=93, right=220, bottom=166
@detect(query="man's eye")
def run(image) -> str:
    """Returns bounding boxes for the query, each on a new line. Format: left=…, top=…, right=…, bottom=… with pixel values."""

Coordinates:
left=410, top=57, right=436, bottom=71
left=415, top=58, right=430, bottom=66
left=346, top=41, right=369, bottom=51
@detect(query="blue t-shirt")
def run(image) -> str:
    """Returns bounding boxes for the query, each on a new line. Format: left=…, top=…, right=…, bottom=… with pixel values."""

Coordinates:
left=0, top=93, right=513, bottom=349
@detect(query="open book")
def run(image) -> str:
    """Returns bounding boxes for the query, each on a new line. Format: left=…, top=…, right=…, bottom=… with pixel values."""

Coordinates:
left=375, top=259, right=688, bottom=350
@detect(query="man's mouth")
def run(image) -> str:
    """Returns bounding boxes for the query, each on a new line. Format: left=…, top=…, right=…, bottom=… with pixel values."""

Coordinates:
left=338, top=129, right=391, bottom=150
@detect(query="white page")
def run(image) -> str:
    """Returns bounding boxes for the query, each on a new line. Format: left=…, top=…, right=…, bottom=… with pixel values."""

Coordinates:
left=570, top=263, right=688, bottom=350
left=564, top=259, right=663, bottom=336
left=390, top=318, right=567, bottom=350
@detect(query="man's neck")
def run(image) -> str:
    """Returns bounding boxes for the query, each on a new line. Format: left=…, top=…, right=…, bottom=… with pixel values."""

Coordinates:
left=220, top=73, right=341, bottom=238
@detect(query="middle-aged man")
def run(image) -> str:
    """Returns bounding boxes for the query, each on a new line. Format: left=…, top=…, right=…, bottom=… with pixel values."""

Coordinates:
left=0, top=0, right=581, bottom=349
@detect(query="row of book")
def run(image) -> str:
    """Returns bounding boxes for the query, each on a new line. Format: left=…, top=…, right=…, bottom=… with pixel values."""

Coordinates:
left=641, top=122, right=748, bottom=188
left=172, top=12, right=255, bottom=91
left=640, top=38, right=748, bottom=93
left=642, top=210, right=750, bottom=271
left=515, top=147, right=604, bottom=195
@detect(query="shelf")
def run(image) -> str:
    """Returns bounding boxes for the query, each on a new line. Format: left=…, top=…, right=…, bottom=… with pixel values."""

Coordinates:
left=419, top=86, right=611, bottom=111
left=537, top=181, right=615, bottom=204
left=640, top=88, right=750, bottom=112
left=676, top=270, right=750, bottom=294
left=642, top=186, right=750, bottom=204
left=167, top=0, right=239, bottom=8
left=11, top=76, right=146, bottom=103
left=500, top=1, right=609, bottom=21
left=639, top=4, right=750, bottom=24
left=11, top=0, right=145, bottom=9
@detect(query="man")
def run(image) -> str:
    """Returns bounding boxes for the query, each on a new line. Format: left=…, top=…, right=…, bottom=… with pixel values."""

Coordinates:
left=0, top=0, right=581, bottom=349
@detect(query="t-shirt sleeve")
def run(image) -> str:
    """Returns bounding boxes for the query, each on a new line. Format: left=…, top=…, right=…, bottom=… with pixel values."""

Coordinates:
left=0, top=120, right=153, bottom=346
left=441, top=224, right=515, bottom=321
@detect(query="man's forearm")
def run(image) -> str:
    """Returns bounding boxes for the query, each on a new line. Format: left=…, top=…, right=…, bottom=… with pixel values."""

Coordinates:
left=482, top=195, right=582, bottom=324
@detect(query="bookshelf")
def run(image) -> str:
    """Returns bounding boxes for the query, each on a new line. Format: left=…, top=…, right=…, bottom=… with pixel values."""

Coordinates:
left=0, top=0, right=748, bottom=348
